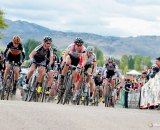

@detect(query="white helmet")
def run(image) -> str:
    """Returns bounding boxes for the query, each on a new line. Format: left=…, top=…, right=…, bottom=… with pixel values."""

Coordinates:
left=86, top=46, right=94, bottom=53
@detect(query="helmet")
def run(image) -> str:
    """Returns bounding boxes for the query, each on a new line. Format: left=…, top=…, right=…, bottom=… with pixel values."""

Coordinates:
left=12, top=35, right=21, bottom=44
left=107, top=57, right=113, bottom=62
left=43, top=36, right=52, bottom=43
left=86, top=46, right=94, bottom=53
left=142, top=71, right=147, bottom=75
left=74, top=38, right=84, bottom=45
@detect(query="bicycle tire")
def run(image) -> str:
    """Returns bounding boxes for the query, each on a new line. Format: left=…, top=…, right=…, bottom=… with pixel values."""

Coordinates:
left=6, top=77, right=12, bottom=100
left=28, top=76, right=37, bottom=102
left=41, top=80, right=47, bottom=102
left=57, top=90, right=63, bottom=104
left=63, top=75, right=72, bottom=105
left=1, top=86, right=6, bottom=100
left=105, top=84, right=111, bottom=107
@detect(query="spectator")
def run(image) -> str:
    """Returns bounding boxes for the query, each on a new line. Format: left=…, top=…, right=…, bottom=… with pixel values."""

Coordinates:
left=124, top=79, right=132, bottom=108
left=155, top=57, right=160, bottom=69
left=138, top=71, right=148, bottom=87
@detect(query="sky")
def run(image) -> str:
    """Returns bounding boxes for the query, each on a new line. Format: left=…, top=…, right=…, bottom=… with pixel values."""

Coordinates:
left=1, top=0, right=160, bottom=37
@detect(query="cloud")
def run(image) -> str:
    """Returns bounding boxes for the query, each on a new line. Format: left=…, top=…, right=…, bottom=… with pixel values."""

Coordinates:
left=1, top=0, right=160, bottom=36
left=115, top=0, right=160, bottom=5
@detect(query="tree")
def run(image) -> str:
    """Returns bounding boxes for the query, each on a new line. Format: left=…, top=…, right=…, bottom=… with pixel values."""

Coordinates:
left=128, top=55, right=134, bottom=70
left=143, top=56, right=152, bottom=69
left=0, top=9, right=8, bottom=38
left=120, top=55, right=128, bottom=74
left=24, top=39, right=40, bottom=60
left=134, top=55, right=142, bottom=71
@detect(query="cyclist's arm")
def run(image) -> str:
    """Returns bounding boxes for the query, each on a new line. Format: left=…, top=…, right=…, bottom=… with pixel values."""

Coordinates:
left=3, top=43, right=11, bottom=58
left=93, top=54, right=97, bottom=74
left=49, top=48, right=54, bottom=66
left=29, top=50, right=36, bottom=59
left=62, top=49, right=69, bottom=63
left=81, top=53, right=87, bottom=67
left=93, top=61, right=97, bottom=74
left=20, top=45, right=25, bottom=61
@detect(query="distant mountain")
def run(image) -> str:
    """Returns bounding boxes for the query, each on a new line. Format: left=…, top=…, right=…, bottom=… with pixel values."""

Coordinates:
left=1, top=19, right=160, bottom=58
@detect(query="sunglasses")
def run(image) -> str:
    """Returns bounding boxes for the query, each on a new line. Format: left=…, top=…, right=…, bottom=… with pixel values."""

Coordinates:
left=76, top=44, right=82, bottom=47
left=46, top=42, right=51, bottom=45
left=108, top=62, right=112, bottom=63
left=13, top=43, right=19, bottom=45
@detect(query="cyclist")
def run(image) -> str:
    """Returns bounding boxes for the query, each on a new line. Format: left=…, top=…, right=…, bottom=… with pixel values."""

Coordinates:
left=46, top=48, right=60, bottom=95
left=94, top=70, right=103, bottom=102
left=0, top=51, right=5, bottom=78
left=3, top=35, right=25, bottom=94
left=102, top=57, right=120, bottom=103
left=73, top=46, right=97, bottom=101
left=23, top=36, right=53, bottom=93
left=57, top=38, right=86, bottom=90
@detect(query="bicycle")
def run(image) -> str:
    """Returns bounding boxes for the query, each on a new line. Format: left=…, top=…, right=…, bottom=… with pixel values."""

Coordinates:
left=23, top=62, right=45, bottom=102
left=1, top=61, right=21, bottom=100
left=104, top=78, right=121, bottom=107
left=93, top=85, right=101, bottom=106
left=57, top=65, right=78, bottom=105
left=75, top=71, right=90, bottom=106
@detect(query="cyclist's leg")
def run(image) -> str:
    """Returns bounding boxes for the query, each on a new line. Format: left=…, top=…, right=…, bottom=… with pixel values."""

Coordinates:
left=37, top=65, right=46, bottom=93
left=12, top=65, right=20, bottom=94
left=73, top=73, right=83, bottom=100
left=58, top=55, right=71, bottom=86
left=61, top=55, right=71, bottom=75
left=90, top=79, right=95, bottom=101
left=46, top=70, right=54, bottom=94
left=87, top=67, right=93, bottom=97
left=111, top=79, right=115, bottom=89
left=3, top=62, right=11, bottom=80
left=23, top=63, right=36, bottom=90
left=102, top=78, right=108, bottom=102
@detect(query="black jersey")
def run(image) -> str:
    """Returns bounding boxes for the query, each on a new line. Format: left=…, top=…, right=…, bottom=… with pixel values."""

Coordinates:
left=34, top=44, right=53, bottom=63
left=4, top=42, right=25, bottom=62
left=105, top=63, right=116, bottom=78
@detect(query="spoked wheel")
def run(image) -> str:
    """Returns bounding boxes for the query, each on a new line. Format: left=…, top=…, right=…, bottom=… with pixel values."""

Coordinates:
left=5, top=77, right=12, bottom=100
left=57, top=88, right=64, bottom=104
left=105, top=86, right=111, bottom=107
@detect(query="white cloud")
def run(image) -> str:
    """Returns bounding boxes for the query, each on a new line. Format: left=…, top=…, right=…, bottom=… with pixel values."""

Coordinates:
left=1, top=0, right=160, bottom=36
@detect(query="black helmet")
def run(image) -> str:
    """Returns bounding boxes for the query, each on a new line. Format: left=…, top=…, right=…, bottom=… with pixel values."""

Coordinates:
left=43, top=36, right=52, bottom=42
left=107, top=57, right=113, bottom=62
left=74, top=38, right=84, bottom=45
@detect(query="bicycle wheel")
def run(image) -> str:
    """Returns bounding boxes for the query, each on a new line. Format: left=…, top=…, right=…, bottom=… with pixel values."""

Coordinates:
left=105, top=84, right=111, bottom=107
left=41, top=79, right=47, bottom=102
left=5, top=77, right=12, bottom=100
left=57, top=88, right=64, bottom=104
left=1, top=85, right=6, bottom=100
left=28, top=76, right=37, bottom=102
left=63, top=76, right=72, bottom=105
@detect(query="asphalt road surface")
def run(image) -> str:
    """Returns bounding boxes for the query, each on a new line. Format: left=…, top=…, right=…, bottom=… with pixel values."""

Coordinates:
left=0, top=99, right=160, bottom=130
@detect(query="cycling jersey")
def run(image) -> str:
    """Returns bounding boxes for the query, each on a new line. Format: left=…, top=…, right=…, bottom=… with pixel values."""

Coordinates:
left=67, top=44, right=86, bottom=58
left=103, top=63, right=116, bottom=79
left=86, top=53, right=96, bottom=65
left=4, top=42, right=25, bottom=63
left=34, top=44, right=53, bottom=63
left=94, top=76, right=103, bottom=86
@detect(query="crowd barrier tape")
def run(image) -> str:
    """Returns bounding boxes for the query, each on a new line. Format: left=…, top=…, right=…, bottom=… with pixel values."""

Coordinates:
left=128, top=89, right=140, bottom=109
left=116, top=89, right=125, bottom=108
left=140, top=72, right=160, bottom=108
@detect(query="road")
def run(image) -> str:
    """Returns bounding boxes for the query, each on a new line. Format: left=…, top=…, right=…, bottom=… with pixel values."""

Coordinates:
left=0, top=99, right=160, bottom=130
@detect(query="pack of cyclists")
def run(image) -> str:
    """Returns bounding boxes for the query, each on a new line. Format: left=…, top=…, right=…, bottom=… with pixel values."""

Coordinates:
left=0, top=35, right=122, bottom=106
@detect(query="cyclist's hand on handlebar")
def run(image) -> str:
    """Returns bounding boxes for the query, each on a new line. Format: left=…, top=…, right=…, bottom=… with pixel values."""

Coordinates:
left=47, top=64, right=52, bottom=71
left=30, top=58, right=34, bottom=64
